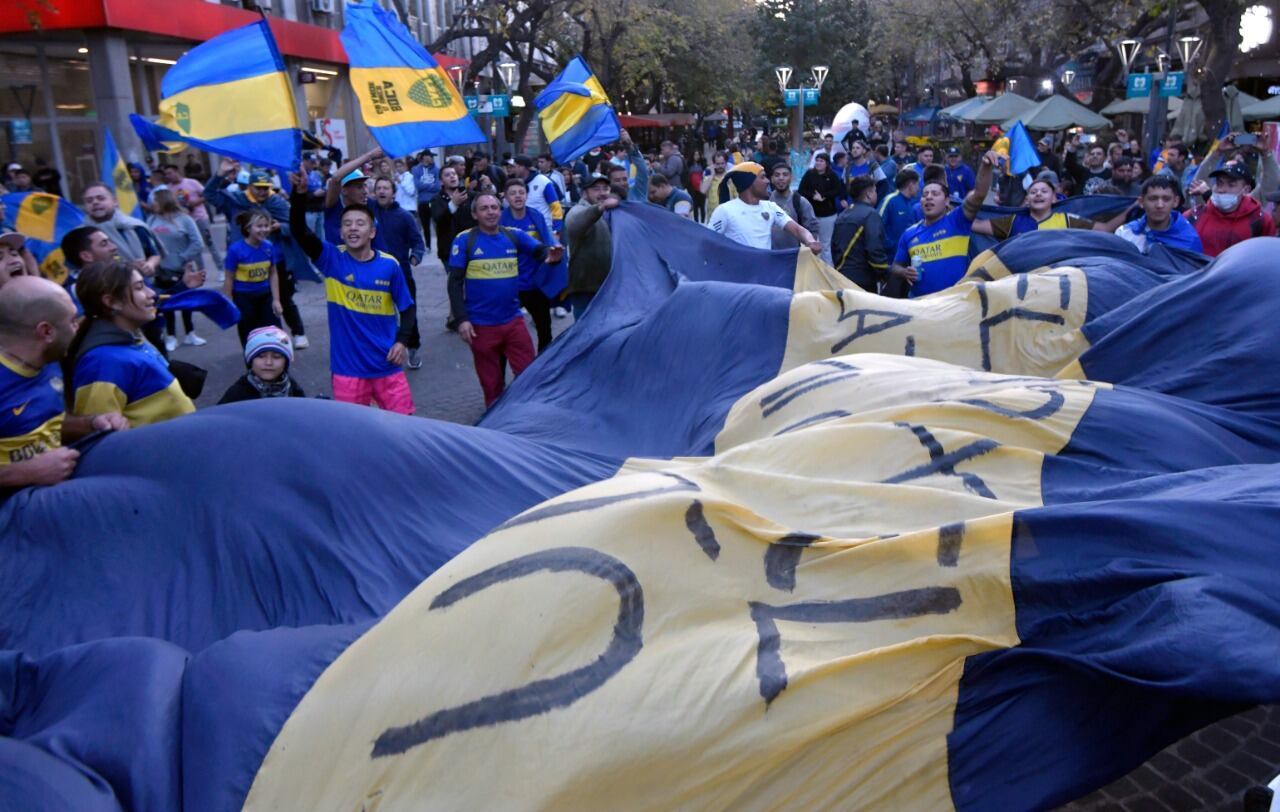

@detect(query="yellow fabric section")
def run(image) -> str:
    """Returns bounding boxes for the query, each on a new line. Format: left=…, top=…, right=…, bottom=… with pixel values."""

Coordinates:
left=73, top=381, right=128, bottom=419
left=244, top=379, right=1024, bottom=809
left=109, top=156, right=139, bottom=224
left=792, top=247, right=851, bottom=292
left=234, top=260, right=271, bottom=284
left=905, top=234, right=970, bottom=265
left=0, top=413, right=63, bottom=465
left=349, top=66, right=470, bottom=126
left=540, top=76, right=610, bottom=143
left=964, top=248, right=1014, bottom=282
left=324, top=277, right=397, bottom=316
left=1056, top=358, right=1086, bottom=380
left=14, top=193, right=62, bottom=243
left=782, top=266, right=1090, bottom=379
left=158, top=72, right=299, bottom=141
left=464, top=258, right=518, bottom=280
left=38, top=248, right=68, bottom=286
left=121, top=380, right=194, bottom=427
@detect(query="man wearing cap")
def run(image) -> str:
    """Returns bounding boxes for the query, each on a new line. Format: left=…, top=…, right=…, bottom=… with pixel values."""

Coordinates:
left=564, top=173, right=620, bottom=320
left=1184, top=162, right=1276, bottom=257
left=323, top=147, right=387, bottom=250
left=943, top=148, right=976, bottom=202
left=0, top=276, right=128, bottom=488
left=205, top=158, right=310, bottom=347
left=5, top=165, right=32, bottom=193
left=411, top=150, right=441, bottom=249
left=469, top=152, right=506, bottom=192
left=1034, top=135, right=1062, bottom=176
left=706, top=162, right=823, bottom=253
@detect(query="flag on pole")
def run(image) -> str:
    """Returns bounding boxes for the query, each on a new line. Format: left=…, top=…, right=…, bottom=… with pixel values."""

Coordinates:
left=129, top=19, right=302, bottom=171
left=535, top=57, right=621, bottom=165
left=1005, top=120, right=1040, bottom=176
left=340, top=1, right=484, bottom=157
left=101, top=128, right=141, bottom=219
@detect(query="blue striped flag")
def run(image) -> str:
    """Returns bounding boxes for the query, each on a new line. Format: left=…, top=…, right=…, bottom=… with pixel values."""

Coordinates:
left=128, top=19, right=302, bottom=171
left=101, top=128, right=141, bottom=219
left=535, top=57, right=620, bottom=165
left=340, top=1, right=484, bottom=157
left=1, top=191, right=86, bottom=285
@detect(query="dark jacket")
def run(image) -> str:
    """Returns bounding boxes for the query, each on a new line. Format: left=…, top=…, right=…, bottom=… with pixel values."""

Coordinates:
left=430, top=189, right=476, bottom=265
left=372, top=201, right=426, bottom=275
left=830, top=201, right=889, bottom=292
left=218, top=374, right=306, bottom=404
left=799, top=169, right=843, bottom=218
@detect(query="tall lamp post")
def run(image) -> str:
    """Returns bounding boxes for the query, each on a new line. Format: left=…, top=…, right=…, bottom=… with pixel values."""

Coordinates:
left=775, top=64, right=829, bottom=151
left=497, top=59, right=516, bottom=157
left=1142, top=3, right=1184, bottom=164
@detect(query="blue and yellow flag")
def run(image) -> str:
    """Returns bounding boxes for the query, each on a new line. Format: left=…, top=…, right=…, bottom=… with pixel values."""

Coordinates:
left=1, top=191, right=86, bottom=284
left=340, top=2, right=484, bottom=157
left=101, top=127, right=140, bottom=219
left=535, top=57, right=620, bottom=165
left=128, top=19, right=301, bottom=171
left=1005, top=120, right=1040, bottom=176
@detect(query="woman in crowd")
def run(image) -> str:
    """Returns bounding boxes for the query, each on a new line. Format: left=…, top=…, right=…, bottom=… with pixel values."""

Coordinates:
left=799, top=152, right=843, bottom=264
left=65, top=260, right=195, bottom=427
left=146, top=188, right=207, bottom=350
left=218, top=325, right=305, bottom=403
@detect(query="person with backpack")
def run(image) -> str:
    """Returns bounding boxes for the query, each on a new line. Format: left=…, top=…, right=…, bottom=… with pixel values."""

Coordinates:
left=447, top=192, right=563, bottom=407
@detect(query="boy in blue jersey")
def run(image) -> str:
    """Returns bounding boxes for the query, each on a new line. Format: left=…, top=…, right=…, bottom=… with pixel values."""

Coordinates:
left=448, top=193, right=564, bottom=407
left=223, top=209, right=283, bottom=346
left=878, top=169, right=920, bottom=259
left=891, top=150, right=999, bottom=297
left=0, top=277, right=127, bottom=487
left=288, top=173, right=417, bottom=414
left=500, top=178, right=556, bottom=353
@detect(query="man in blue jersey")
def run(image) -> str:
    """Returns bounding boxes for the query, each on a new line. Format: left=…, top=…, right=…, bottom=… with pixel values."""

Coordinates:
left=500, top=178, right=557, bottom=353
left=288, top=173, right=417, bottom=414
left=878, top=168, right=920, bottom=257
left=890, top=150, right=999, bottom=297
left=943, top=147, right=976, bottom=202
left=0, top=276, right=127, bottom=487
left=448, top=192, right=564, bottom=407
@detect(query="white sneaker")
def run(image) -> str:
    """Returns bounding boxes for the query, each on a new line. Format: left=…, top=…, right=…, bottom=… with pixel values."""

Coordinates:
left=182, top=332, right=207, bottom=346
left=217, top=272, right=226, bottom=284
left=164, top=334, right=177, bottom=352
left=552, top=306, right=568, bottom=319
left=293, top=334, right=310, bottom=349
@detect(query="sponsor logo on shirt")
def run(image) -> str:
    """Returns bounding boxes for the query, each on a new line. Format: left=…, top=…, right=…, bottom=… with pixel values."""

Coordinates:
left=12, top=401, right=29, bottom=416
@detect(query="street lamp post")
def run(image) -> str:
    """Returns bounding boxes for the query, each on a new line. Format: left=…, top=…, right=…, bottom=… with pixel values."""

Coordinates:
left=1062, top=69, right=1076, bottom=94
left=1143, top=2, right=1181, bottom=164
left=496, top=59, right=516, bottom=157
left=775, top=64, right=828, bottom=151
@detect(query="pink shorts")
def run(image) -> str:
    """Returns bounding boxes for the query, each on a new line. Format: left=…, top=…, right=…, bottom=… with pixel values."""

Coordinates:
left=331, top=371, right=415, bottom=415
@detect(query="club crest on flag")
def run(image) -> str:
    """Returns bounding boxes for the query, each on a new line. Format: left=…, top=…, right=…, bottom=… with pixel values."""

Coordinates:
left=175, top=102, right=191, bottom=134
left=407, top=75, right=454, bottom=109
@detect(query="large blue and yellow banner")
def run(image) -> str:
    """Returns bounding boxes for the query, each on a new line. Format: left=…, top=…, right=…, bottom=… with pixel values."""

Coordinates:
left=1, top=206, right=1278, bottom=811
left=1, top=191, right=86, bottom=284
left=535, top=56, right=621, bottom=165
left=128, top=19, right=301, bottom=171
left=340, top=1, right=484, bottom=156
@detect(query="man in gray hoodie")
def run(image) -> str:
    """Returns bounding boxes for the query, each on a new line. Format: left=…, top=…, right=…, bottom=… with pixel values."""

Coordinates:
left=81, top=182, right=163, bottom=277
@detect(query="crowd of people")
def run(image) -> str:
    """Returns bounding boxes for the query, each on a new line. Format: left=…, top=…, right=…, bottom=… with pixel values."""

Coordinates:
left=1, top=113, right=1278, bottom=490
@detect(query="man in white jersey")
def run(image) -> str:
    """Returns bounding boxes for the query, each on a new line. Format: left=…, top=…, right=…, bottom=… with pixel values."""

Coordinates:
left=706, top=162, right=823, bottom=253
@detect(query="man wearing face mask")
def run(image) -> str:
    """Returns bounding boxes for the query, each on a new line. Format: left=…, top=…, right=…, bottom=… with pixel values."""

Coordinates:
left=1184, top=163, right=1276, bottom=257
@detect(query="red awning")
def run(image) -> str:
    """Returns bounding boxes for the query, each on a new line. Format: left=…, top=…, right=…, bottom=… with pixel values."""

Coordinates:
left=619, top=115, right=663, bottom=128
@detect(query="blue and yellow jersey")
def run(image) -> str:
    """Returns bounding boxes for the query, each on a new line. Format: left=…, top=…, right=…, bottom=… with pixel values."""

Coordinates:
left=316, top=243, right=413, bottom=379
left=499, top=208, right=552, bottom=291
left=988, top=212, right=1094, bottom=241
left=72, top=341, right=194, bottom=427
left=894, top=207, right=974, bottom=297
left=224, top=239, right=277, bottom=295
left=526, top=173, right=564, bottom=234
left=0, top=357, right=65, bottom=466
left=448, top=227, right=544, bottom=327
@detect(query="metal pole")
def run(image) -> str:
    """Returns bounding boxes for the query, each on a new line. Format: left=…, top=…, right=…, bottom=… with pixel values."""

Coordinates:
left=797, top=89, right=806, bottom=150
left=35, top=43, right=68, bottom=196
left=1143, top=1, right=1178, bottom=163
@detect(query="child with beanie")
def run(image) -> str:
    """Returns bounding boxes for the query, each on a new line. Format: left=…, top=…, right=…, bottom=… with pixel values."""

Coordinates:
left=217, top=326, right=306, bottom=404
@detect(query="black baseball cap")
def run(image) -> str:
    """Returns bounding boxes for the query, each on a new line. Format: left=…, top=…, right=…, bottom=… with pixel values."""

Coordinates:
left=584, top=172, right=610, bottom=187
left=945, top=146, right=961, bottom=156
left=1209, top=162, right=1255, bottom=186
left=512, top=155, right=534, bottom=168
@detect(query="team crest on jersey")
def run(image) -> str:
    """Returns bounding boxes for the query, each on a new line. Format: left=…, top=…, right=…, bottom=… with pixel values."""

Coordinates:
left=761, top=211, right=769, bottom=221
left=345, top=274, right=355, bottom=283
left=452, top=245, right=459, bottom=255
left=49, top=377, right=63, bottom=393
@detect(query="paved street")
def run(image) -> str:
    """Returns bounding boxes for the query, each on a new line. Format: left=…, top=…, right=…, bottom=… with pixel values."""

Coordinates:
left=172, top=226, right=573, bottom=423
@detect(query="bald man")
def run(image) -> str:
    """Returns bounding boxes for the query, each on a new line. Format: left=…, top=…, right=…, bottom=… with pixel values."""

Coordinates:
left=0, top=276, right=127, bottom=488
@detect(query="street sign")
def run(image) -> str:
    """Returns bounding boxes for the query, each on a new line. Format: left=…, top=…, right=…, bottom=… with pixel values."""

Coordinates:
left=489, top=94, right=510, bottom=118
left=783, top=89, right=800, bottom=108
left=1159, top=71, right=1185, bottom=98
left=802, top=88, right=820, bottom=107
left=8, top=119, right=32, bottom=145
left=1126, top=73, right=1153, bottom=99
left=464, top=95, right=480, bottom=112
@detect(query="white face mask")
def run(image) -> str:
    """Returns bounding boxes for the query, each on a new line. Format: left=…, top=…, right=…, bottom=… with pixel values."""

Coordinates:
left=1211, top=192, right=1242, bottom=212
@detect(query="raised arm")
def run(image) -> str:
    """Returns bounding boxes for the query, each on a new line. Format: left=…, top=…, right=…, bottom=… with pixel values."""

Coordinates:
left=325, top=146, right=382, bottom=208
left=287, top=172, right=325, bottom=262
left=962, top=151, right=1000, bottom=220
